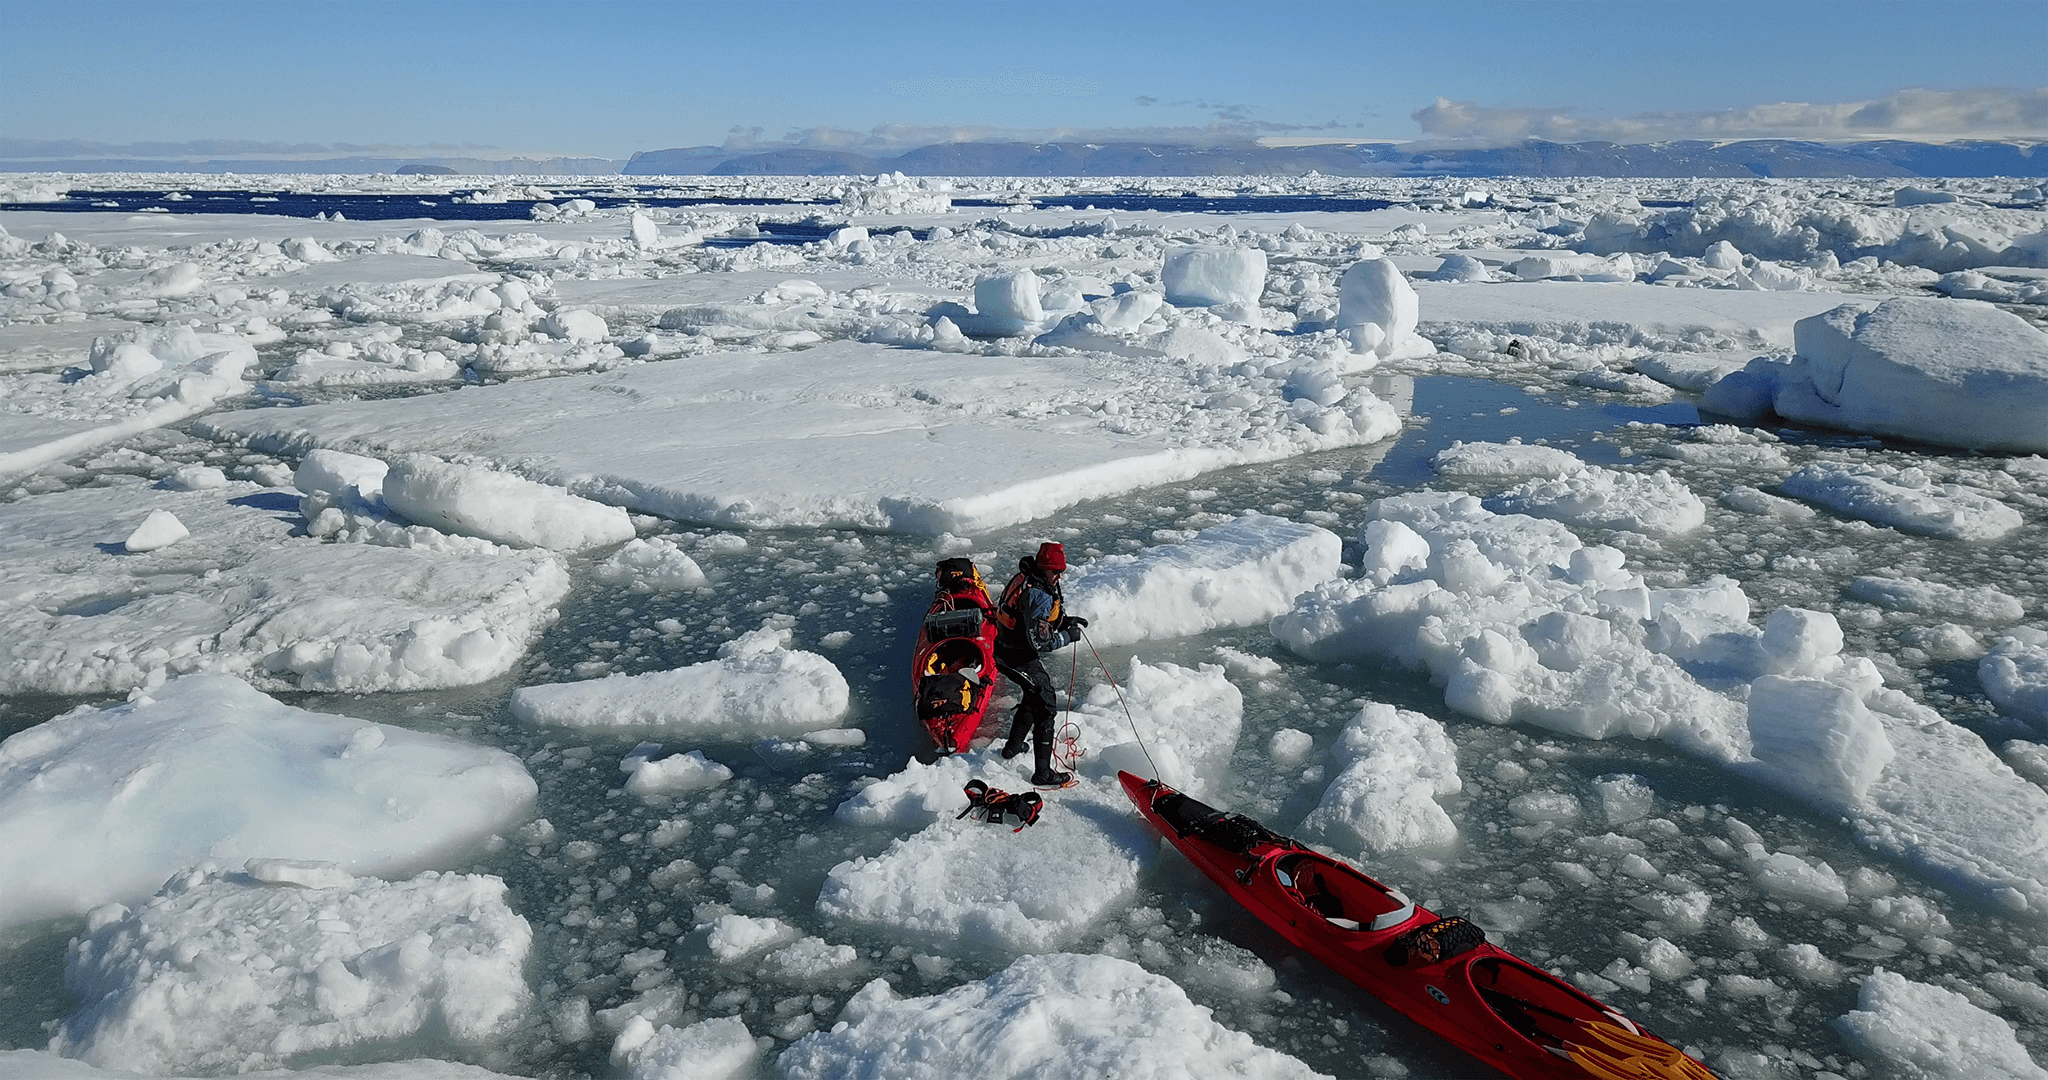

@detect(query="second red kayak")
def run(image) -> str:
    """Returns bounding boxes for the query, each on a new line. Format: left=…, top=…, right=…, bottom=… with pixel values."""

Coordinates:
left=911, top=558, right=1002, bottom=754
left=1119, top=771, right=1715, bottom=1080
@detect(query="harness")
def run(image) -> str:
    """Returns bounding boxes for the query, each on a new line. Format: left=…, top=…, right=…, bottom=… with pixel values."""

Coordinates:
left=994, top=566, right=1061, bottom=638
left=957, top=778, right=1043, bottom=832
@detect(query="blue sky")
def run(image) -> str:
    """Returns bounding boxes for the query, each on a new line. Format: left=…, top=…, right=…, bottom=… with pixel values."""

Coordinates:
left=3, top=0, right=2044, bottom=160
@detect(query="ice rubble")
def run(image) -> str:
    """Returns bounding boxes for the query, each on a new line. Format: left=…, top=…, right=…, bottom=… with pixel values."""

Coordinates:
left=821, top=659, right=1237, bottom=951
left=1707, top=299, right=2048, bottom=453
left=0, top=479, right=570, bottom=695
left=1573, top=187, right=2048, bottom=273
left=199, top=337, right=1402, bottom=535
left=1779, top=461, right=2024, bottom=540
left=1062, top=514, right=1341, bottom=647
left=0, top=675, right=535, bottom=929
left=1272, top=491, right=2048, bottom=912
left=52, top=865, right=530, bottom=1075
left=508, top=623, right=850, bottom=733
left=1487, top=465, right=1706, bottom=537
left=1298, top=701, right=1461, bottom=855
left=1835, top=968, right=2048, bottom=1080
left=778, top=953, right=1326, bottom=1080
left=0, top=325, right=256, bottom=481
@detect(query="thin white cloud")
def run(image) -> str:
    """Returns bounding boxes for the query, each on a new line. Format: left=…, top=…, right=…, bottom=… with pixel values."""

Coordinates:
left=1412, top=87, right=2048, bottom=144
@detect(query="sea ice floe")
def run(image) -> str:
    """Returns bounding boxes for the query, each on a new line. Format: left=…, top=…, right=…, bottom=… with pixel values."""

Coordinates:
left=1848, top=575, right=2026, bottom=624
left=508, top=622, right=850, bottom=733
left=1706, top=298, right=2048, bottom=454
left=198, top=338, right=1402, bottom=535
left=0, top=480, right=570, bottom=695
left=50, top=865, right=530, bottom=1075
left=817, top=780, right=1156, bottom=954
left=0, top=674, right=535, bottom=929
left=1062, top=514, right=1341, bottom=647
left=778, top=953, right=1328, bottom=1080
left=1299, top=701, right=1461, bottom=854
left=1431, top=439, right=1586, bottom=479
left=1064, top=658, right=1244, bottom=795
left=1778, top=460, right=2024, bottom=540
left=1835, top=968, right=2048, bottom=1079
left=820, top=657, right=1235, bottom=951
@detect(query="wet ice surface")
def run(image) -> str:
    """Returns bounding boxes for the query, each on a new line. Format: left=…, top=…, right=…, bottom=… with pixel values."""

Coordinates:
left=4, top=174, right=2048, bottom=1079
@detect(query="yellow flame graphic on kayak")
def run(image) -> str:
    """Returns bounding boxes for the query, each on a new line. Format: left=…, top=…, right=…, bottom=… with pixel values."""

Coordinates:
left=1565, top=1020, right=1718, bottom=1080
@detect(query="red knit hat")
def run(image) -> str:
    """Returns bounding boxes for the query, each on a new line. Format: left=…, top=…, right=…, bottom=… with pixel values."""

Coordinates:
left=1036, top=542, right=1067, bottom=572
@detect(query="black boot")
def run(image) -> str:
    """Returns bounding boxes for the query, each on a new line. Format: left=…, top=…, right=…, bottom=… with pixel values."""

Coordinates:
left=1000, top=709, right=1030, bottom=759
left=1030, top=738, right=1071, bottom=788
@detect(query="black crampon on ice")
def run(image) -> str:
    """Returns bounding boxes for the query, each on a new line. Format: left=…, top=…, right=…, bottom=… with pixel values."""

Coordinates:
left=957, top=778, right=1043, bottom=831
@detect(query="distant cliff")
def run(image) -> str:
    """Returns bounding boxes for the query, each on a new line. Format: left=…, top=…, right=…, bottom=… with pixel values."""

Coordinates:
left=6, top=139, right=2037, bottom=178
left=619, top=139, right=2045, bottom=178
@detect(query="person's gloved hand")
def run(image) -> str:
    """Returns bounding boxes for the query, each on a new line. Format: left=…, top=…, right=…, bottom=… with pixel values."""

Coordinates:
left=1061, top=615, right=1089, bottom=632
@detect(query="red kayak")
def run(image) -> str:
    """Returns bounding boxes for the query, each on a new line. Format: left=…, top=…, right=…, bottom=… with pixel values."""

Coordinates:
left=911, top=558, right=1002, bottom=755
left=1120, top=772, right=1716, bottom=1080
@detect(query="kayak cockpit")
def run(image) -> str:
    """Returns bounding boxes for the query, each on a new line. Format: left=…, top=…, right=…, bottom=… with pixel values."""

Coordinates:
left=1270, top=852, right=1419, bottom=933
left=1467, top=954, right=1633, bottom=1052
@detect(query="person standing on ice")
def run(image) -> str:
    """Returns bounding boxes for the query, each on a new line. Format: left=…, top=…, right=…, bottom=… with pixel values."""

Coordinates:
left=993, top=541, right=1087, bottom=787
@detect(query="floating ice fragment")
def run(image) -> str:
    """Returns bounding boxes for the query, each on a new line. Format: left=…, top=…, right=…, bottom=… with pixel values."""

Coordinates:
left=1162, top=245, right=1267, bottom=308
left=383, top=454, right=635, bottom=551
left=611, top=1015, right=756, bottom=1080
left=595, top=537, right=707, bottom=591
left=121, top=509, right=188, bottom=552
left=509, top=623, right=850, bottom=733
left=1779, top=460, right=2022, bottom=540
left=623, top=750, right=733, bottom=797
left=1300, top=701, right=1460, bottom=854
left=1981, top=629, right=2048, bottom=724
